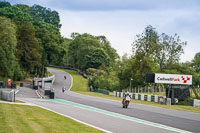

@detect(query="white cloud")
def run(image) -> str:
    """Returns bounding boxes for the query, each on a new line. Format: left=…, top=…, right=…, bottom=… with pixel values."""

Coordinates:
left=59, top=9, right=200, bottom=62
left=6, top=0, right=200, bottom=62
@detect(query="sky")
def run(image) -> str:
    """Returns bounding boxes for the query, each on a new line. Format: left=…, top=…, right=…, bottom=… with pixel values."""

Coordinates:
left=6, top=0, right=200, bottom=62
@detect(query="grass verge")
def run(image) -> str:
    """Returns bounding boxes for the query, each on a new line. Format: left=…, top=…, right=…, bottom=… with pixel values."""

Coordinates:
left=50, top=67, right=88, bottom=92
left=137, top=92, right=165, bottom=96
left=0, top=103, right=104, bottom=133
left=49, top=67, right=200, bottom=114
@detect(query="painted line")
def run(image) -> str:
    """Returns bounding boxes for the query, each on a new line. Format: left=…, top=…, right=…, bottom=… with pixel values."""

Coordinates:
left=66, top=72, right=73, bottom=91
left=35, top=90, right=43, bottom=98
left=46, top=99, right=193, bottom=133
left=0, top=100, right=37, bottom=106
left=0, top=99, right=112, bottom=133
left=69, top=91, right=121, bottom=103
left=14, top=89, right=19, bottom=94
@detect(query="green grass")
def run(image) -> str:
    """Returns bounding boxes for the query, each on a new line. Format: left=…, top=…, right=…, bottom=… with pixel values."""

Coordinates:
left=50, top=67, right=88, bottom=92
left=0, top=103, right=104, bottom=133
left=137, top=92, right=166, bottom=96
left=49, top=67, right=200, bottom=114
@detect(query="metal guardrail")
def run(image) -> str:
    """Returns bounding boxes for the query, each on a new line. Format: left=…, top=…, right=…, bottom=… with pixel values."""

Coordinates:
left=0, top=89, right=15, bottom=102
left=93, top=88, right=110, bottom=95
left=47, top=65, right=88, bottom=79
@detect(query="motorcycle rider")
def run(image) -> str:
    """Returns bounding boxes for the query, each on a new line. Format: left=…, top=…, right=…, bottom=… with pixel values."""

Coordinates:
left=62, top=86, right=66, bottom=92
left=122, top=91, right=131, bottom=103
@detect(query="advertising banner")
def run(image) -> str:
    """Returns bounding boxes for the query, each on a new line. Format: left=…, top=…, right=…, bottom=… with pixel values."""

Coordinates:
left=155, top=73, right=192, bottom=85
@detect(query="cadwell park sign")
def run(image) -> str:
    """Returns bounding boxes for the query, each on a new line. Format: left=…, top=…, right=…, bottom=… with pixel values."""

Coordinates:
left=155, top=73, right=192, bottom=85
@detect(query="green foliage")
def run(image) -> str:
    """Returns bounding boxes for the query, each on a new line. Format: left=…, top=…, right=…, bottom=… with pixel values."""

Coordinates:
left=0, top=1, right=66, bottom=80
left=29, top=4, right=61, bottom=29
left=84, top=48, right=110, bottom=69
left=15, top=22, right=41, bottom=73
left=0, top=16, right=18, bottom=78
left=118, top=25, right=188, bottom=89
left=193, top=73, right=200, bottom=86
left=0, top=6, right=33, bottom=22
left=131, top=26, right=160, bottom=85
left=68, top=33, right=116, bottom=71
left=192, top=52, right=200, bottom=73
left=177, top=97, right=191, bottom=105
left=156, top=33, right=186, bottom=71
left=0, top=1, right=11, bottom=8
left=87, top=68, right=119, bottom=91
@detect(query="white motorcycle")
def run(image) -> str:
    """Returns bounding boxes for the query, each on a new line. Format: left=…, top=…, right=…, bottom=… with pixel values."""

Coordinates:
left=122, top=95, right=131, bottom=108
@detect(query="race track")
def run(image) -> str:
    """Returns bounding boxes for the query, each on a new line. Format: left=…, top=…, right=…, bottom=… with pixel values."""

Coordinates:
left=16, top=68, right=200, bottom=133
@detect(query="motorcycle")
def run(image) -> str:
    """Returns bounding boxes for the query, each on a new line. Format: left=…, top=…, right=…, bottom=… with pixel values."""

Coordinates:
left=122, top=95, right=131, bottom=108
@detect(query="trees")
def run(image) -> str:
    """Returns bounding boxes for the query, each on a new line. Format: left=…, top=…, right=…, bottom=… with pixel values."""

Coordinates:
left=156, top=33, right=186, bottom=72
left=29, top=4, right=61, bottom=29
left=0, top=5, right=33, bottom=22
left=131, top=25, right=160, bottom=85
left=192, top=52, right=200, bottom=73
left=15, top=22, right=41, bottom=73
left=191, top=52, right=200, bottom=86
left=0, top=17, right=19, bottom=78
left=68, top=33, right=111, bottom=70
left=117, top=25, right=188, bottom=89
left=0, top=1, right=65, bottom=79
left=84, top=48, right=110, bottom=69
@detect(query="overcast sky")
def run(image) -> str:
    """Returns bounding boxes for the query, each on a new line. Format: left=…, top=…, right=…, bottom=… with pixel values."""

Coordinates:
left=6, top=0, right=200, bottom=62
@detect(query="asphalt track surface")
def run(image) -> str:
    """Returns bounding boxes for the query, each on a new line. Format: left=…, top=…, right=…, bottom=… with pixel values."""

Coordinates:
left=16, top=68, right=200, bottom=133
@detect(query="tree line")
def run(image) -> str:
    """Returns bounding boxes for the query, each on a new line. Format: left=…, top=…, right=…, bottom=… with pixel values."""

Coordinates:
left=0, top=1, right=66, bottom=80
left=0, top=1, right=199, bottom=91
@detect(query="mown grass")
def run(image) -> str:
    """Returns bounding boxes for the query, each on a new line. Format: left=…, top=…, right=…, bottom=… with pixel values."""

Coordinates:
left=137, top=92, right=166, bottom=96
left=50, top=67, right=88, bottom=92
left=49, top=67, right=200, bottom=114
left=0, top=103, right=104, bottom=133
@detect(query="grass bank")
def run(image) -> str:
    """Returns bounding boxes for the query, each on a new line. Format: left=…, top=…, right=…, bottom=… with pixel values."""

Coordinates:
left=49, top=67, right=200, bottom=114
left=0, top=103, right=104, bottom=133
left=49, top=67, right=88, bottom=92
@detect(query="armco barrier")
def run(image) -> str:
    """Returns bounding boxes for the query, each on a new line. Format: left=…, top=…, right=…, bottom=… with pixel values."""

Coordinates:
left=114, top=91, right=117, bottom=97
left=190, top=99, right=194, bottom=106
left=94, top=88, right=109, bottom=95
left=113, top=91, right=171, bottom=105
left=132, top=93, right=135, bottom=99
left=141, top=94, right=144, bottom=101
left=151, top=95, right=155, bottom=102
left=194, top=99, right=200, bottom=108
left=144, top=95, right=148, bottom=101
left=155, top=96, right=159, bottom=102
left=120, top=92, right=124, bottom=97
left=0, top=89, right=15, bottom=102
left=147, top=95, right=151, bottom=102
left=138, top=94, right=141, bottom=100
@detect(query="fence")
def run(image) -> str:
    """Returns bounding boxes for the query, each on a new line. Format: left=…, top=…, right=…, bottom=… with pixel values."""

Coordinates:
left=93, top=88, right=109, bottom=95
left=47, top=65, right=88, bottom=78
left=113, top=91, right=171, bottom=105
left=190, top=99, right=200, bottom=108
left=122, top=86, right=166, bottom=94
